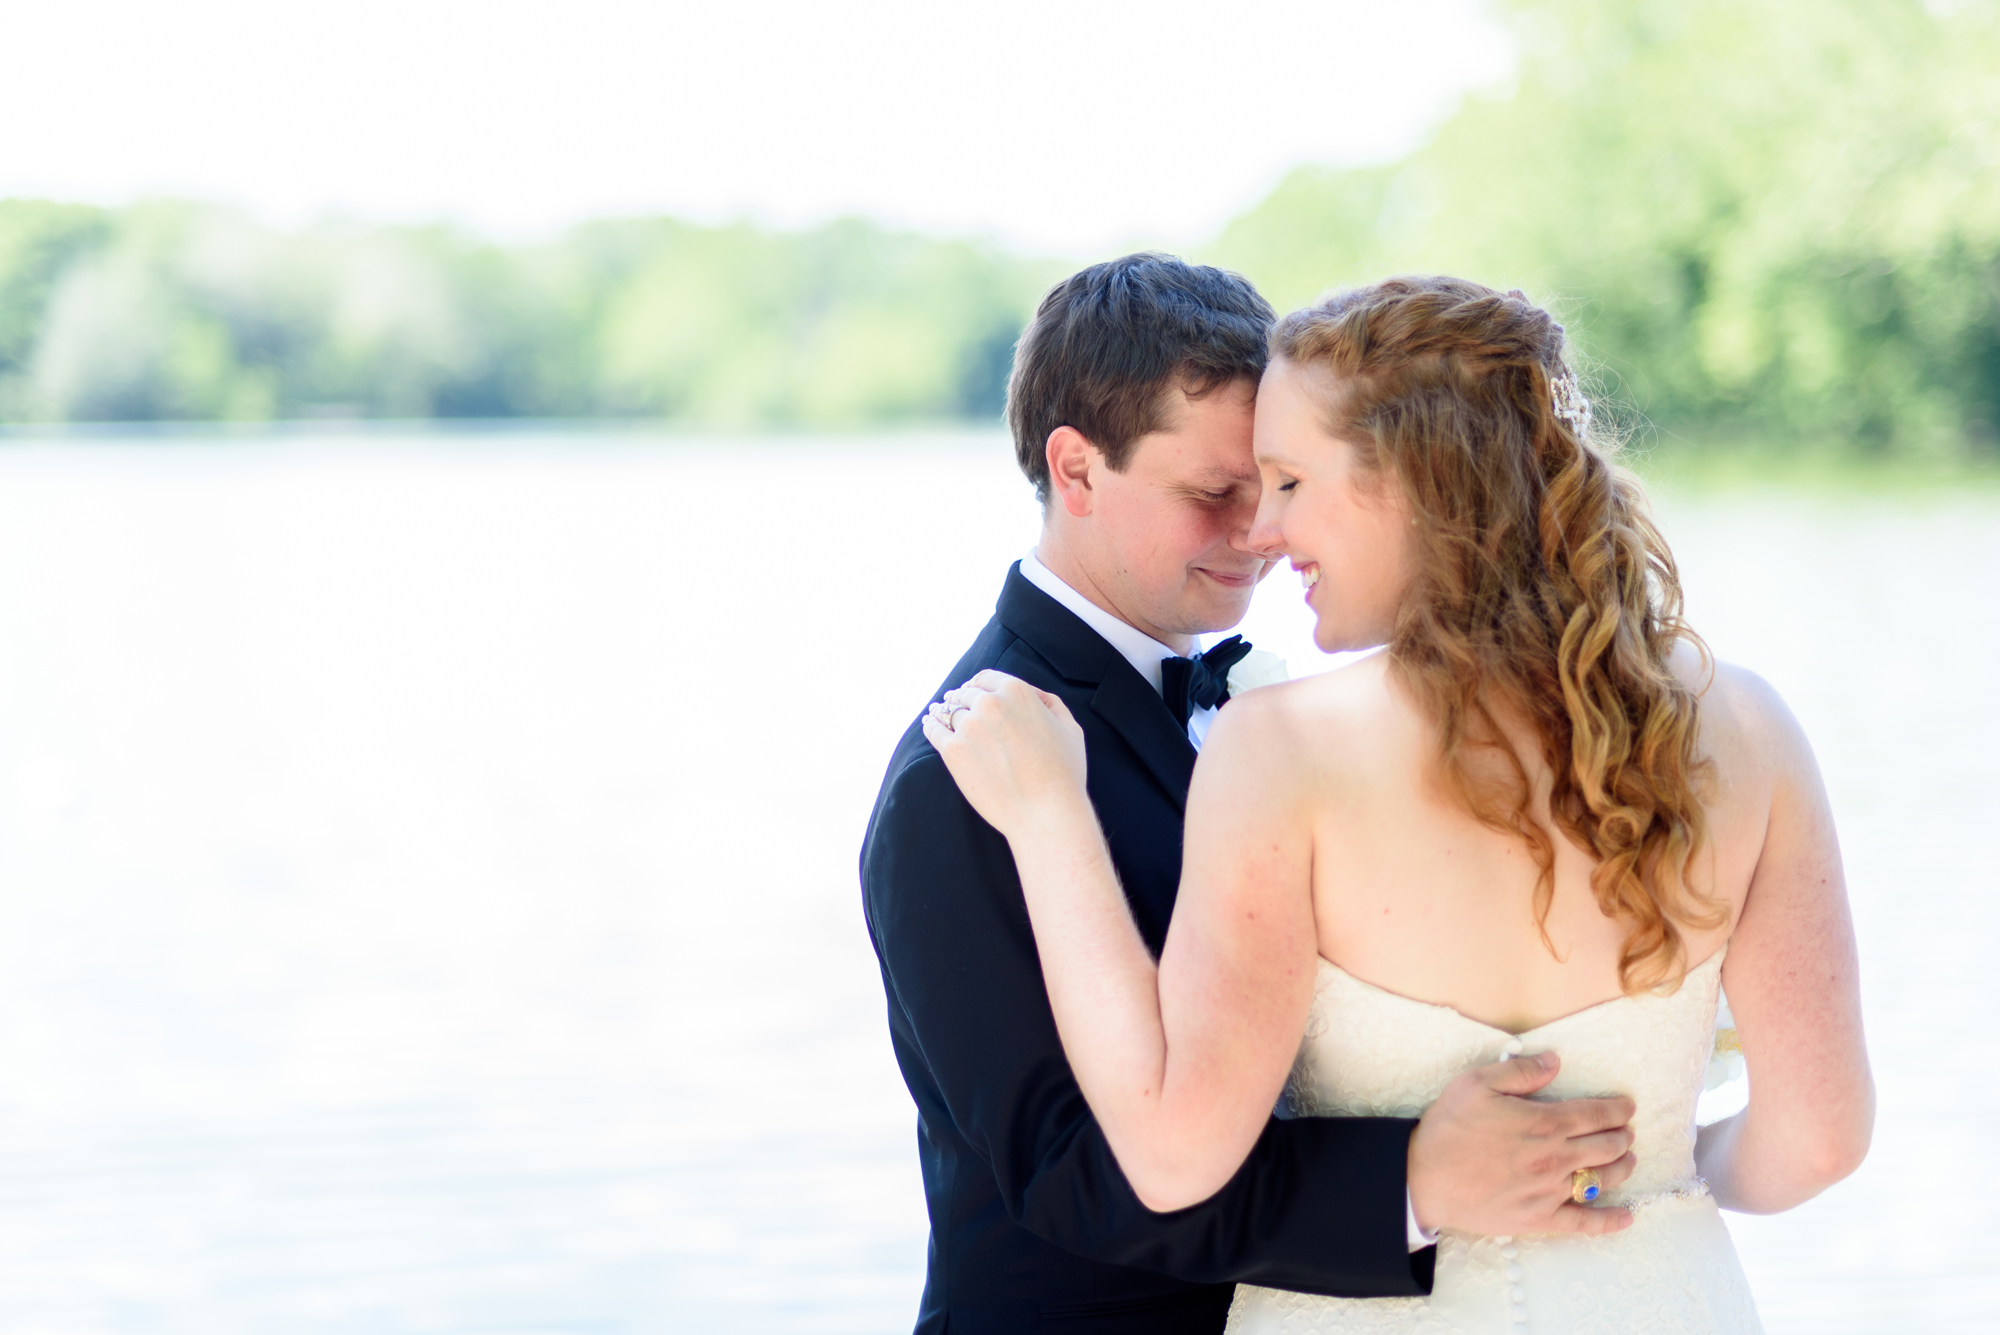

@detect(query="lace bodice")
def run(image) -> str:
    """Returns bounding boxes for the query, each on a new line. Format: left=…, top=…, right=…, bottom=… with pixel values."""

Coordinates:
left=1289, top=950, right=1724, bottom=1201
left=1228, top=950, right=1763, bottom=1334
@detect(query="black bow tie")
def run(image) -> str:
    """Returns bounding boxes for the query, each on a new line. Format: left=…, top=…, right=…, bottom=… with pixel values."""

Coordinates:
left=1159, top=635, right=1254, bottom=729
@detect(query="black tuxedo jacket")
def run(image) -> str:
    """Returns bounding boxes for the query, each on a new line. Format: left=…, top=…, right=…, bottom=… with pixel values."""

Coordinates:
left=860, top=564, right=1435, bottom=1335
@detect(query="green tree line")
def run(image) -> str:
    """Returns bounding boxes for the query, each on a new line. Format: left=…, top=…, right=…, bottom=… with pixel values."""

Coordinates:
left=1208, top=0, right=2000, bottom=456
left=0, top=205, right=1052, bottom=428
left=2, top=0, right=1996, bottom=455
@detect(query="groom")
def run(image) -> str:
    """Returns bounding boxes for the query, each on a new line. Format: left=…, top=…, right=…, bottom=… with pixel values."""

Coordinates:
left=860, top=254, right=1635, bottom=1334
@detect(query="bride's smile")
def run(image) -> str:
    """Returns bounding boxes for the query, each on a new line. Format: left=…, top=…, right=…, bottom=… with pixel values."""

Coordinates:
left=1248, top=357, right=1417, bottom=655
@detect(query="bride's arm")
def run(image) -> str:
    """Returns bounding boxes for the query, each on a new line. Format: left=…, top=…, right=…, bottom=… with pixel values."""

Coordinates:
left=926, top=671, right=1320, bottom=1212
left=1696, top=667, right=1874, bottom=1212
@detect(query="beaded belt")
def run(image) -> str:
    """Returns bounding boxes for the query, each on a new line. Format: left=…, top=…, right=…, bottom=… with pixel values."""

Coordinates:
left=1612, top=1177, right=1711, bottom=1212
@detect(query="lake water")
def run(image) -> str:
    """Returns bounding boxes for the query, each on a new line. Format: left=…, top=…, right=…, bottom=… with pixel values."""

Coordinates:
left=0, top=431, right=1993, bottom=1334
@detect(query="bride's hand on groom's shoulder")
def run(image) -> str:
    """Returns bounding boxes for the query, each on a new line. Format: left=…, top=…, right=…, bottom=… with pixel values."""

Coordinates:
left=923, top=671, right=1088, bottom=839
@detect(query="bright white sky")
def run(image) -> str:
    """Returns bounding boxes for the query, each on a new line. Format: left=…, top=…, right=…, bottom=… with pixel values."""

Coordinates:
left=3, top=0, right=1511, bottom=255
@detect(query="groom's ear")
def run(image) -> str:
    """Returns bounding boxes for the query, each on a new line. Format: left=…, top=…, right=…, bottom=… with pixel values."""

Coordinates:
left=1046, top=426, right=1099, bottom=518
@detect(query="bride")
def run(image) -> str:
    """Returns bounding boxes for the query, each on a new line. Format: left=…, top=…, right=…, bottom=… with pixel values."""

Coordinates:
left=922, top=276, right=1873, bottom=1333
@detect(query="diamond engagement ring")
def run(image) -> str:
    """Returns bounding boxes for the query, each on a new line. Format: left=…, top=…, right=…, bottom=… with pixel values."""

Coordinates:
left=1570, top=1167, right=1603, bottom=1204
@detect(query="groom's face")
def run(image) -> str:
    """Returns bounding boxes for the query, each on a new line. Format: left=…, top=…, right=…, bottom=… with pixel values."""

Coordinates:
left=1065, top=378, right=1273, bottom=642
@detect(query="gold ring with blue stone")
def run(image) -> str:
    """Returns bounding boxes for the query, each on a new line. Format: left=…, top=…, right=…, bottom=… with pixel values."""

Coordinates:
left=1570, top=1167, right=1603, bottom=1204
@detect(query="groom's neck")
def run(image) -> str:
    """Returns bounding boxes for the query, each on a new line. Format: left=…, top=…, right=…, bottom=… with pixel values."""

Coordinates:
left=1033, top=530, right=1196, bottom=656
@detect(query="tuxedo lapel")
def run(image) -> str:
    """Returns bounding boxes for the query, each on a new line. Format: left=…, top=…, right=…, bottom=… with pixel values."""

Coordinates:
left=994, top=563, right=1198, bottom=812
left=1087, top=669, right=1197, bottom=812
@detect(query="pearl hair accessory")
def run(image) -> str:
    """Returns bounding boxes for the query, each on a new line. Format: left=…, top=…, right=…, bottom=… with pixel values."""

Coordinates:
left=1550, top=366, right=1593, bottom=435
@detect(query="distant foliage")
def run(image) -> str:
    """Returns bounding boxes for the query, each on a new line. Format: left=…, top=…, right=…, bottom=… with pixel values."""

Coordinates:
left=5, top=0, right=1996, bottom=452
left=0, top=204, right=1053, bottom=428
left=1207, top=0, right=2000, bottom=456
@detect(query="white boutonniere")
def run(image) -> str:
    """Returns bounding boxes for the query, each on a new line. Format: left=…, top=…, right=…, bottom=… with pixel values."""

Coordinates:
left=1226, top=648, right=1289, bottom=696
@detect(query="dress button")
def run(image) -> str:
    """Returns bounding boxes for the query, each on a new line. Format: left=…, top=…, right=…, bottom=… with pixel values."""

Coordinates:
left=1512, top=1324, right=1530, bottom=1335
left=1501, top=1037, right=1525, bottom=1056
left=1512, top=1285, right=1527, bottom=1302
left=1513, top=1303, right=1530, bottom=1319
left=1506, top=1263, right=1524, bottom=1282
left=1493, top=1235, right=1512, bottom=1245
left=1500, top=1245, right=1520, bottom=1260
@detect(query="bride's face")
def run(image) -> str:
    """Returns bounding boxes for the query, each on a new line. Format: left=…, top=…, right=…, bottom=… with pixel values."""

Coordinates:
left=1248, top=358, right=1415, bottom=653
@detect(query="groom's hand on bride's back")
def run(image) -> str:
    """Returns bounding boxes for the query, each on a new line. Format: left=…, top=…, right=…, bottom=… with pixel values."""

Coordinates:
left=1406, top=1051, right=1639, bottom=1238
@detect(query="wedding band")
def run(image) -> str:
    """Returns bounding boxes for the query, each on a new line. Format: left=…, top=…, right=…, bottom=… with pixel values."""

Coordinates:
left=1570, top=1167, right=1602, bottom=1204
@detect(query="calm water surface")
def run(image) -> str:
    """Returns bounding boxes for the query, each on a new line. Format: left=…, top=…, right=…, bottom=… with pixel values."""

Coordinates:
left=0, top=433, right=1992, bottom=1333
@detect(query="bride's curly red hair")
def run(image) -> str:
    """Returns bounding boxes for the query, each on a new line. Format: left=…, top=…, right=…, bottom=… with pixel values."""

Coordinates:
left=1275, top=276, right=1722, bottom=993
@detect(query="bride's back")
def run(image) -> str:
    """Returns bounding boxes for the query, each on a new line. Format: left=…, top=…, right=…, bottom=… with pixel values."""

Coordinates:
left=1285, top=644, right=1780, bottom=1034
left=1230, top=648, right=1786, bottom=1332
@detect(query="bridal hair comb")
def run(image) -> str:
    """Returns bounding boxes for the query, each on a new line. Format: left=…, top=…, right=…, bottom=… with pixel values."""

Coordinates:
left=1550, top=366, right=1593, bottom=435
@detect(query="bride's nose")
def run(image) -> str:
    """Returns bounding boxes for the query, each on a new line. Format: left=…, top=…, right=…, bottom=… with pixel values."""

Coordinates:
left=1243, top=508, right=1285, bottom=559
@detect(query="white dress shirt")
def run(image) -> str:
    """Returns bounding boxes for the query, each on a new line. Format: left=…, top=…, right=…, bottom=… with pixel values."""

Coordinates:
left=1017, top=552, right=1434, bottom=1252
left=1018, top=550, right=1219, bottom=747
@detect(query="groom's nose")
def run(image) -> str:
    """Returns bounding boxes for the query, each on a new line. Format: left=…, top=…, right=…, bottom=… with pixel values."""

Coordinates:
left=1221, top=488, right=1267, bottom=550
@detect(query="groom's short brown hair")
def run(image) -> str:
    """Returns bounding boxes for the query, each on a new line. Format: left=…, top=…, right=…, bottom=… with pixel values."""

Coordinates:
left=1005, top=253, right=1275, bottom=503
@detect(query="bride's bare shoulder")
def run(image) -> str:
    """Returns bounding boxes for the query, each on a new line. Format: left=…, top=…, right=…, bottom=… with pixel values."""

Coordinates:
left=1670, top=641, right=1814, bottom=771
left=1203, top=652, right=1418, bottom=785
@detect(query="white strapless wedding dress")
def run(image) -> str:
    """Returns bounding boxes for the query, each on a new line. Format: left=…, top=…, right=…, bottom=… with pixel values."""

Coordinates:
left=1227, top=949, right=1762, bottom=1335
